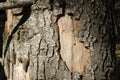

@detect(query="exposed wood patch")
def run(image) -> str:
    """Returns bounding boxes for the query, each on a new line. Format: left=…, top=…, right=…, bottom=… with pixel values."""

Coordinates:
left=4, top=9, right=13, bottom=35
left=13, top=57, right=30, bottom=80
left=58, top=14, right=90, bottom=74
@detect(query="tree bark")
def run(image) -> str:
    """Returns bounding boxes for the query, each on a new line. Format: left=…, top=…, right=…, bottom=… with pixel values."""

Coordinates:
left=0, top=0, right=33, bottom=10
left=1, top=0, right=116, bottom=80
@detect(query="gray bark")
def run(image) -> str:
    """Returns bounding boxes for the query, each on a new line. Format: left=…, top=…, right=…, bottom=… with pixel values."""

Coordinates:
left=0, top=0, right=116, bottom=80
left=0, top=0, right=33, bottom=10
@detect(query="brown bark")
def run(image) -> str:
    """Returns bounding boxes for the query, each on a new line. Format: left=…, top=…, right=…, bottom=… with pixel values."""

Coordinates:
left=0, top=0, right=116, bottom=80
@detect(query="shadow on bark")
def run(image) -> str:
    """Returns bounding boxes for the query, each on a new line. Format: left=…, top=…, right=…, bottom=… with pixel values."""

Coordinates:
left=3, top=5, right=31, bottom=58
left=0, top=22, right=5, bottom=58
left=0, top=1, right=7, bottom=78
left=116, top=59, right=120, bottom=80
left=0, top=1, right=7, bottom=79
left=0, top=63, right=7, bottom=80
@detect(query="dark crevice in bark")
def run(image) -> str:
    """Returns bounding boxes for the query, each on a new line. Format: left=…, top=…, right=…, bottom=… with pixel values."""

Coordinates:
left=36, top=56, right=39, bottom=80
left=0, top=20, right=5, bottom=58
left=0, top=1, right=6, bottom=57
left=0, top=63, right=7, bottom=80
left=0, top=1, right=7, bottom=80
left=3, top=5, right=32, bottom=58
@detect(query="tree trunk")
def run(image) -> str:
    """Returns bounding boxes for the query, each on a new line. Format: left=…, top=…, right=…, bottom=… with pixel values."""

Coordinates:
left=1, top=0, right=116, bottom=80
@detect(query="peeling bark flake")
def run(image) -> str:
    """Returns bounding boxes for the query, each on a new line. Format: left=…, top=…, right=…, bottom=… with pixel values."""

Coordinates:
left=4, top=9, right=13, bottom=35
left=58, top=14, right=90, bottom=74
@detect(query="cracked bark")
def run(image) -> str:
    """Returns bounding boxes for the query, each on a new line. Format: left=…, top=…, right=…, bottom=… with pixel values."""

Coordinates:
left=1, top=0, right=116, bottom=80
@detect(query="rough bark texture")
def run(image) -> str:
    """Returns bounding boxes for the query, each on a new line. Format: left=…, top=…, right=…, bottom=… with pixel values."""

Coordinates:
left=115, top=0, right=120, bottom=80
left=0, top=0, right=33, bottom=10
left=0, top=0, right=116, bottom=80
